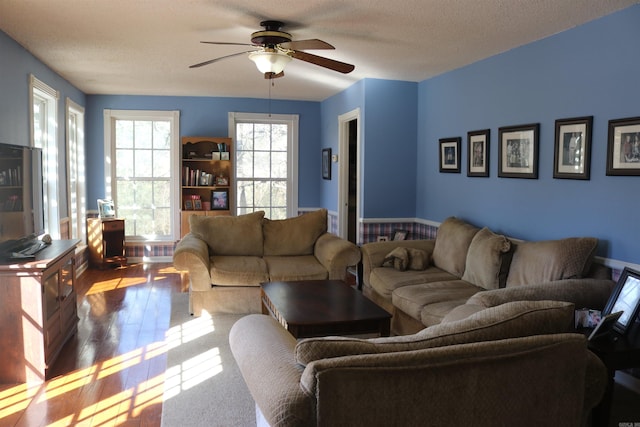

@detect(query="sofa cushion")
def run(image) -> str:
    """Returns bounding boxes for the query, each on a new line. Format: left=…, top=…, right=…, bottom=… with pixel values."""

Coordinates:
left=432, top=217, right=480, bottom=277
left=263, top=209, right=328, bottom=256
left=210, top=255, right=269, bottom=286
left=462, top=227, right=512, bottom=290
left=383, top=247, right=409, bottom=271
left=295, top=300, right=574, bottom=366
left=506, top=237, right=598, bottom=287
left=189, top=211, right=265, bottom=257
left=369, top=266, right=458, bottom=299
left=392, top=280, right=483, bottom=326
left=264, top=255, right=329, bottom=281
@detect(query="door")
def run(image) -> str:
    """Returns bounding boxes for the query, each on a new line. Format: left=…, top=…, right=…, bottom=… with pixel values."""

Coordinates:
left=338, top=109, right=361, bottom=244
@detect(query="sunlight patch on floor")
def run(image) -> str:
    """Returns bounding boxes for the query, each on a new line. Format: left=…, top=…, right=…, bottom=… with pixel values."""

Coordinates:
left=165, top=311, right=216, bottom=349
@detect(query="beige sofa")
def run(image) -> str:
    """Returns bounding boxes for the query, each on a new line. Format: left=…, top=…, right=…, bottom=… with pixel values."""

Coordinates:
left=362, top=217, right=615, bottom=335
left=230, top=300, right=607, bottom=427
left=173, top=209, right=361, bottom=315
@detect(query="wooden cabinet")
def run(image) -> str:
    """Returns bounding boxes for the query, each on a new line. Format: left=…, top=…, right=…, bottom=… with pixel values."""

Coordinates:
left=0, top=144, right=35, bottom=242
left=0, top=240, right=79, bottom=384
left=87, top=218, right=127, bottom=268
left=180, top=136, right=234, bottom=237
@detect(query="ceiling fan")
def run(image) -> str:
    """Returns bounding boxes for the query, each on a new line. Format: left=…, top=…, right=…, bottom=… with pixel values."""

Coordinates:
left=189, top=20, right=355, bottom=79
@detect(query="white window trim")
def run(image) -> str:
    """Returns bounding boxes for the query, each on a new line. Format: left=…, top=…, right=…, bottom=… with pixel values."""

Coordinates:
left=66, top=98, right=86, bottom=243
left=103, top=109, right=181, bottom=242
left=228, top=112, right=299, bottom=218
left=29, top=74, right=60, bottom=238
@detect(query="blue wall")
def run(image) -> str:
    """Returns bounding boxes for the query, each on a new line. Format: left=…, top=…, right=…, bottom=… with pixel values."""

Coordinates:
left=85, top=95, right=321, bottom=208
left=0, top=31, right=86, bottom=218
left=416, top=6, right=640, bottom=264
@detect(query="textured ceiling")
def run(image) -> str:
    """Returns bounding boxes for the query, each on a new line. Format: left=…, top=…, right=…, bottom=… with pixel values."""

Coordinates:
left=0, top=0, right=637, bottom=101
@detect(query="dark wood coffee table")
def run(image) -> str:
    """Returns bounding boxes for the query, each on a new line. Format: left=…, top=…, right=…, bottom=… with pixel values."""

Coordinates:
left=261, top=280, right=391, bottom=338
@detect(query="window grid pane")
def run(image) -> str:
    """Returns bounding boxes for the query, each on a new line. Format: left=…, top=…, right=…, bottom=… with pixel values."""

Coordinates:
left=236, top=122, right=288, bottom=216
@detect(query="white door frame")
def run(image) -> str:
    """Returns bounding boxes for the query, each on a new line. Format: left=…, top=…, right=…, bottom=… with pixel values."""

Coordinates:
left=338, top=108, right=361, bottom=241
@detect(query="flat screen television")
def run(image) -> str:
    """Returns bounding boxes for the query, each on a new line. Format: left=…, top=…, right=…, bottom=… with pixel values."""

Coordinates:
left=0, top=142, right=45, bottom=257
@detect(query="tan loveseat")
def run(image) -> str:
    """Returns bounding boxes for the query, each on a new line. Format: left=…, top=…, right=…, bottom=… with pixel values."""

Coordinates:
left=362, top=217, right=615, bottom=335
left=173, top=209, right=361, bottom=315
left=230, top=300, right=607, bottom=427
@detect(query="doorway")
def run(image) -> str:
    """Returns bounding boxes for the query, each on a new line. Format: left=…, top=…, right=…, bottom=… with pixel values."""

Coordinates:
left=338, top=109, right=360, bottom=244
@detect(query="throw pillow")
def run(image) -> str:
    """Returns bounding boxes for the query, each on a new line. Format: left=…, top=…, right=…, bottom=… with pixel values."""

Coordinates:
left=461, top=227, right=512, bottom=290
left=189, top=211, right=265, bottom=256
left=407, top=248, right=431, bottom=270
left=432, top=217, right=480, bottom=277
left=263, top=209, right=328, bottom=256
left=506, top=237, right=598, bottom=287
left=383, top=247, right=409, bottom=271
left=294, top=300, right=574, bottom=366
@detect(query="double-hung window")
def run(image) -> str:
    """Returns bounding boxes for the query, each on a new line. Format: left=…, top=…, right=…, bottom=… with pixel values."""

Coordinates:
left=229, top=112, right=298, bottom=219
left=104, top=110, right=180, bottom=242
left=66, top=99, right=86, bottom=243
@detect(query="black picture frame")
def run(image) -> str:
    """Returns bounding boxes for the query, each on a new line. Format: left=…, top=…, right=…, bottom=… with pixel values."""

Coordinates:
left=467, top=129, right=490, bottom=177
left=211, top=189, right=229, bottom=210
left=322, top=148, right=331, bottom=180
left=498, top=123, right=539, bottom=179
left=439, top=137, right=461, bottom=173
left=602, top=267, right=640, bottom=335
left=606, top=116, right=640, bottom=176
left=553, top=116, right=592, bottom=180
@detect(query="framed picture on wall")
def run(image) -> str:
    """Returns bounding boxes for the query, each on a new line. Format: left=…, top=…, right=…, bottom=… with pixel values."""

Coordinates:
left=467, top=129, right=490, bottom=177
left=553, top=116, right=592, bottom=180
left=439, top=137, right=461, bottom=173
left=606, top=116, right=640, bottom=176
left=322, top=148, right=332, bottom=180
left=498, top=123, right=539, bottom=179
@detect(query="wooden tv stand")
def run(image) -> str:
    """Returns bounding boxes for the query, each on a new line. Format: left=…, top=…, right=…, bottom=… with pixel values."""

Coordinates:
left=0, top=240, right=79, bottom=384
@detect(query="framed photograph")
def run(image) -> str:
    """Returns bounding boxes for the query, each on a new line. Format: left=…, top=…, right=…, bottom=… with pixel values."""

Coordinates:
left=194, top=199, right=203, bottom=210
left=211, top=189, right=229, bottom=210
left=467, top=129, right=490, bottom=177
left=184, top=199, right=193, bottom=210
left=322, top=148, right=331, bottom=180
left=602, top=267, right=640, bottom=335
left=606, top=116, right=640, bottom=176
left=392, top=229, right=408, bottom=241
left=97, top=199, right=115, bottom=218
left=553, top=116, right=592, bottom=180
left=439, top=137, right=461, bottom=173
left=498, top=123, right=539, bottom=179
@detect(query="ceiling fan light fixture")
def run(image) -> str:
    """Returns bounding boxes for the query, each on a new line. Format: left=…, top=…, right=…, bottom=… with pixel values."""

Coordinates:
left=248, top=51, right=292, bottom=75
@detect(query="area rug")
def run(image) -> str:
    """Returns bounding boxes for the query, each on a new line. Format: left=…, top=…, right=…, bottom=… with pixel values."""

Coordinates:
left=161, top=292, right=255, bottom=426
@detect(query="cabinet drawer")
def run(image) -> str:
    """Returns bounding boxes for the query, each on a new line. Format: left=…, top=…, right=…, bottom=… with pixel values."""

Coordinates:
left=102, top=220, right=124, bottom=232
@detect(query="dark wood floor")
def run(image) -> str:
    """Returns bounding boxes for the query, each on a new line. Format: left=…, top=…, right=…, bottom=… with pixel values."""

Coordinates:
left=0, top=263, right=183, bottom=427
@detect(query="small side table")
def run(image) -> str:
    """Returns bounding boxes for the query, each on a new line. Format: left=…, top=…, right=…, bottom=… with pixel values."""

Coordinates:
left=87, top=218, right=127, bottom=269
left=584, top=332, right=640, bottom=427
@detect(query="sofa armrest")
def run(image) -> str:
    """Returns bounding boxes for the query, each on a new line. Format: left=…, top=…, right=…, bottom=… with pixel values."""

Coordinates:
left=361, top=240, right=435, bottom=288
left=314, top=233, right=362, bottom=280
left=172, top=233, right=211, bottom=291
left=229, top=314, right=313, bottom=426
left=466, top=278, right=615, bottom=311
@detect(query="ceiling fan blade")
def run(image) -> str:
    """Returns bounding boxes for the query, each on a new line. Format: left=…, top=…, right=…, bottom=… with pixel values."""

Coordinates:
left=264, top=71, right=285, bottom=79
left=280, top=39, right=334, bottom=50
left=200, top=41, right=256, bottom=47
left=189, top=51, right=254, bottom=68
left=290, top=50, right=355, bottom=74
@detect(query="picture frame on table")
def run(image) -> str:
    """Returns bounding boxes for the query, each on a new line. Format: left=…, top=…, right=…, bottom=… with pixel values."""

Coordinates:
left=601, top=267, right=640, bottom=336
left=211, top=189, right=229, bottom=210
left=322, top=148, right=331, bottom=180
left=553, top=116, right=592, bottom=180
left=498, top=123, right=539, bottom=179
left=97, top=199, right=116, bottom=218
left=439, top=137, right=461, bottom=173
left=467, top=129, right=490, bottom=177
left=193, top=199, right=203, bottom=210
left=184, top=199, right=193, bottom=210
left=606, top=116, right=640, bottom=176
left=392, top=229, right=408, bottom=241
